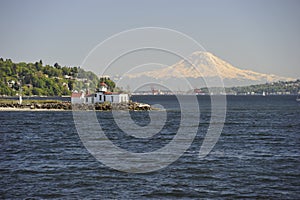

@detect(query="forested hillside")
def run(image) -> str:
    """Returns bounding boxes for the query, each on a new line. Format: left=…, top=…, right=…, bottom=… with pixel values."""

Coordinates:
left=0, top=58, right=99, bottom=96
left=225, top=80, right=300, bottom=95
left=199, top=79, right=300, bottom=95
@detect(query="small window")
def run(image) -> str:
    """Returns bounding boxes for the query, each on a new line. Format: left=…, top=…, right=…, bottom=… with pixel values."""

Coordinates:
left=95, top=94, right=97, bottom=97
left=111, top=96, right=114, bottom=102
left=99, top=95, right=102, bottom=101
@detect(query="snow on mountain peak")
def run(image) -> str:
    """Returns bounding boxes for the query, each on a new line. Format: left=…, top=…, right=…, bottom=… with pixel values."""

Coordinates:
left=124, top=51, right=293, bottom=86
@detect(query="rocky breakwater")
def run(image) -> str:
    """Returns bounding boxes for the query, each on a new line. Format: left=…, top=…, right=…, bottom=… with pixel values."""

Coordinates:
left=0, top=102, right=72, bottom=110
left=0, top=101, right=153, bottom=111
left=73, top=101, right=152, bottom=111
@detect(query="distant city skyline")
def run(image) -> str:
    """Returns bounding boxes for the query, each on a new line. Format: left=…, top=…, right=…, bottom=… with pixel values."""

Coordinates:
left=0, top=0, right=299, bottom=79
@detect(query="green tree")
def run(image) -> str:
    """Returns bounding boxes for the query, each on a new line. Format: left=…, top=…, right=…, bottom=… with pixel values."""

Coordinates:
left=54, top=62, right=61, bottom=69
left=0, top=58, right=102, bottom=96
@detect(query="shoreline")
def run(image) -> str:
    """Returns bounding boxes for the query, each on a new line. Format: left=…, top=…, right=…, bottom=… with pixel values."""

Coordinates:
left=0, top=107, right=66, bottom=111
left=0, top=101, right=153, bottom=112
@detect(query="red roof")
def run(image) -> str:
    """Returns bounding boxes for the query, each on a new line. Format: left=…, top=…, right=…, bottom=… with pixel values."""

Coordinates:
left=104, top=92, right=123, bottom=95
left=71, top=93, right=83, bottom=98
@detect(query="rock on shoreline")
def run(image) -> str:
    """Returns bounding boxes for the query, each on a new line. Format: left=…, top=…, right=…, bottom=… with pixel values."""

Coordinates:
left=0, top=101, right=152, bottom=111
left=0, top=102, right=72, bottom=110
left=73, top=101, right=152, bottom=111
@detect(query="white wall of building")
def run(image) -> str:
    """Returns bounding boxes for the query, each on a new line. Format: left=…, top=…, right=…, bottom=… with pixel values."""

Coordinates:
left=85, top=95, right=95, bottom=104
left=71, top=94, right=85, bottom=104
left=83, top=92, right=129, bottom=104
left=105, top=93, right=129, bottom=103
left=94, top=93, right=105, bottom=103
left=71, top=82, right=129, bottom=104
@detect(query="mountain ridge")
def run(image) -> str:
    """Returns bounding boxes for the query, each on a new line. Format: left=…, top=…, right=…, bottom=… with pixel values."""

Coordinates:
left=125, top=51, right=293, bottom=86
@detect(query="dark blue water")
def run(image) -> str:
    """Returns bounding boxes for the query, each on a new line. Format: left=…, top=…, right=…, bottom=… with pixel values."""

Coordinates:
left=0, top=95, right=299, bottom=199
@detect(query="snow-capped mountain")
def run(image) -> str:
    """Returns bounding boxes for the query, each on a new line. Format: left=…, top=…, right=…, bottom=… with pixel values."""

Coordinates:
left=117, top=51, right=293, bottom=90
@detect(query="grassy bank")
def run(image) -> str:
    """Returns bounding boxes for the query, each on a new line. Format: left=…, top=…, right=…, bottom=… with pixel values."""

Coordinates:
left=0, top=99, right=63, bottom=104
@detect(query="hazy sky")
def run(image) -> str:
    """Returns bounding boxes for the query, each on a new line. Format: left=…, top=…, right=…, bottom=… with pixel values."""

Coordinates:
left=0, top=0, right=299, bottom=78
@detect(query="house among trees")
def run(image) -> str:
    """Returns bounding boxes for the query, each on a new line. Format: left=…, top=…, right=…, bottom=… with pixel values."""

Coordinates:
left=71, top=82, right=129, bottom=104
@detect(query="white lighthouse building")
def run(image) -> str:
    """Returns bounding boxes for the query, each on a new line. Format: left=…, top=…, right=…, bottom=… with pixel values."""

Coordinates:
left=71, top=82, right=129, bottom=104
